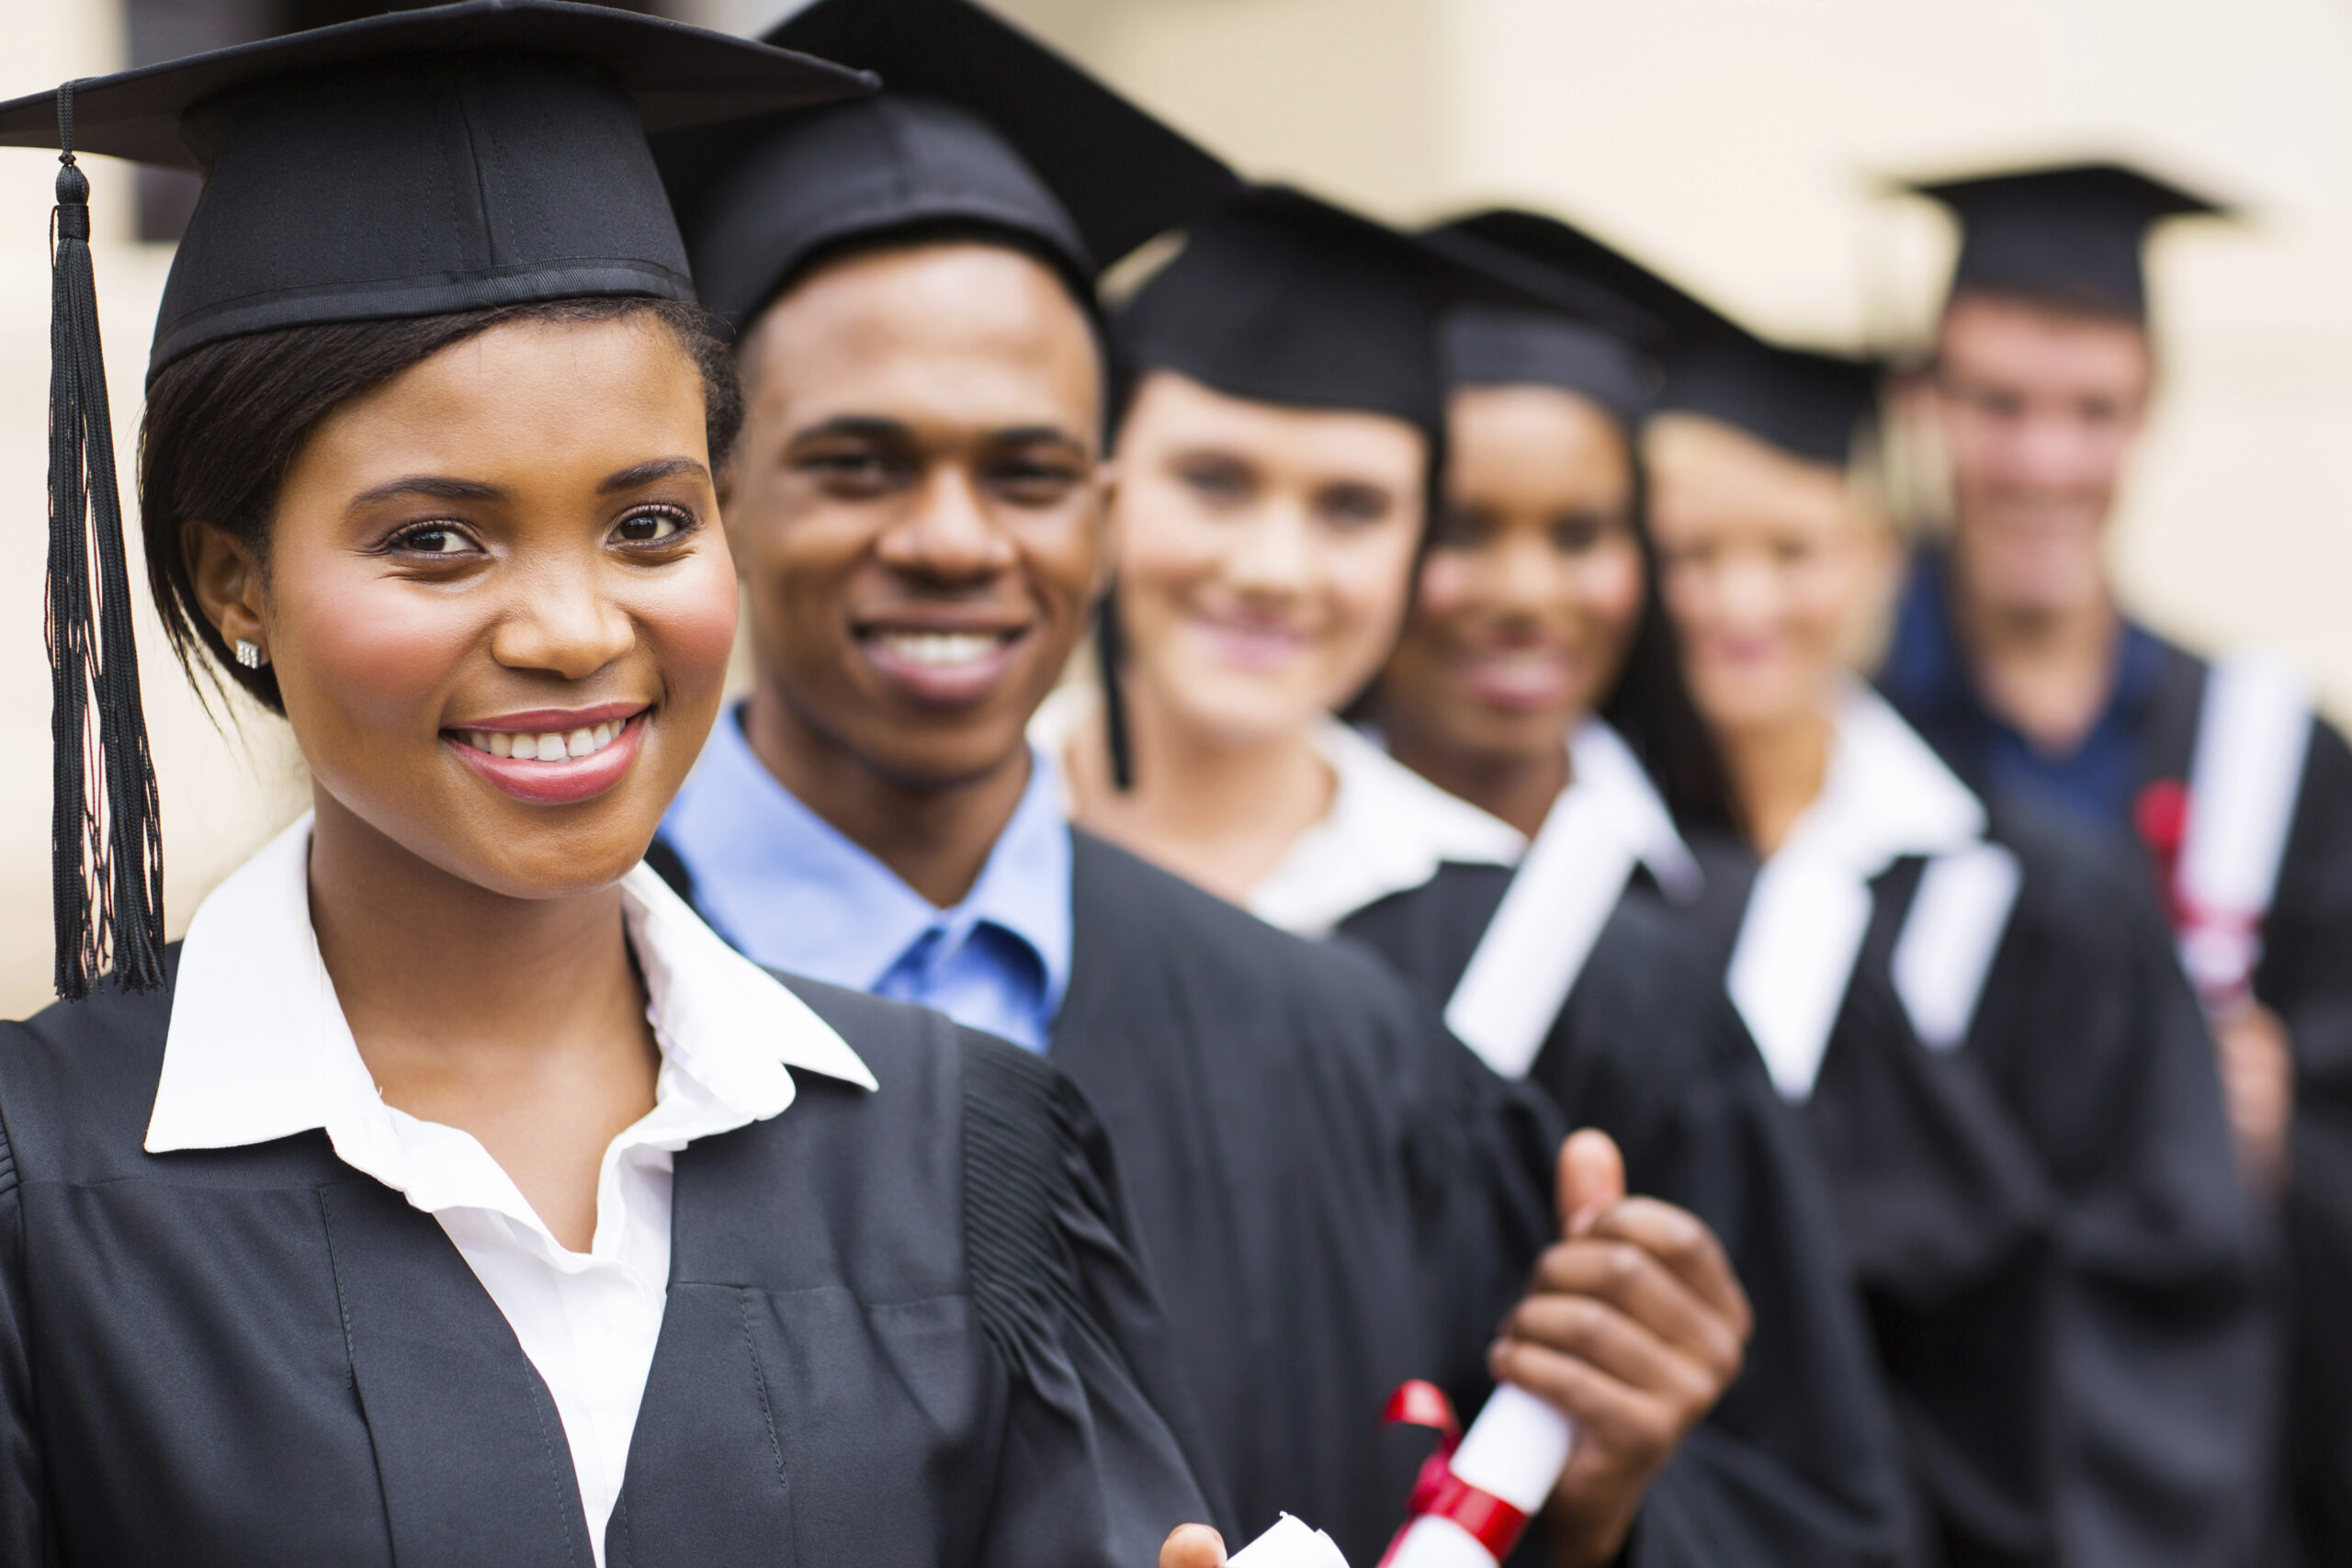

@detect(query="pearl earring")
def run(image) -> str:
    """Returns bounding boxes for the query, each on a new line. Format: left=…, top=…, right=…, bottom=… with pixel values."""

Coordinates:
left=233, top=638, right=266, bottom=670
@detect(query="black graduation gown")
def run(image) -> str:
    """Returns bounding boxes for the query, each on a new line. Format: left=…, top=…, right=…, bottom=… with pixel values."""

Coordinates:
left=1672, top=809, right=2271, bottom=1568
left=1902, top=629, right=2352, bottom=1563
left=1341, top=869, right=1916, bottom=1568
left=0, top=953, right=1214, bottom=1568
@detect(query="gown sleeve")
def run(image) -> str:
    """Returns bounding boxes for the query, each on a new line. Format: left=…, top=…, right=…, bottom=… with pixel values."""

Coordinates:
left=958, top=1031, right=1222, bottom=1568
left=2256, top=717, right=2352, bottom=1558
left=1343, top=872, right=1914, bottom=1568
left=1971, top=818, right=2274, bottom=1568
left=0, top=1081, right=55, bottom=1566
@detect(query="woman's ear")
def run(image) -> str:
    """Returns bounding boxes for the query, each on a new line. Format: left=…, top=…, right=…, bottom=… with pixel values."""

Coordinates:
left=183, top=521, right=268, bottom=660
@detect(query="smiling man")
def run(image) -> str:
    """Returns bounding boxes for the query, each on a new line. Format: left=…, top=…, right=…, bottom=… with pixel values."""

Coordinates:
left=1877, top=162, right=2352, bottom=1563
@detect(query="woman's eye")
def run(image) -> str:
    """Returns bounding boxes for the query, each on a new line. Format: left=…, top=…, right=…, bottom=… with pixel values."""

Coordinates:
left=1317, top=484, right=1394, bottom=526
left=390, top=523, right=475, bottom=556
left=1172, top=458, right=1252, bottom=507
left=612, top=506, right=692, bottom=546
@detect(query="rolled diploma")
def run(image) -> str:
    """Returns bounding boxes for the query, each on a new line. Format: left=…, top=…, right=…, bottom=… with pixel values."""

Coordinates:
left=1228, top=1513, right=1351, bottom=1568
left=1385, top=1385, right=1574, bottom=1568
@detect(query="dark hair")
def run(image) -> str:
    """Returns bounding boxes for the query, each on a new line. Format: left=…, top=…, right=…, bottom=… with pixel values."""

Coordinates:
left=139, top=295, right=741, bottom=715
left=1600, top=448, right=1738, bottom=833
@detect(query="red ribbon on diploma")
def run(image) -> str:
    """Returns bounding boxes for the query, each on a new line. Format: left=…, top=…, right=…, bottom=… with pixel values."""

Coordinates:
left=1376, top=1381, right=1533, bottom=1566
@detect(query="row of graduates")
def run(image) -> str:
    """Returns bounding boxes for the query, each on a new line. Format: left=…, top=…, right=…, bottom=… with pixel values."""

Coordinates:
left=0, top=1, right=2329, bottom=1566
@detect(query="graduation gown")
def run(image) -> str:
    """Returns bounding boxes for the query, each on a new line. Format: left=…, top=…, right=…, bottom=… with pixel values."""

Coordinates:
left=1894, top=601, right=2352, bottom=1562
left=0, top=954, right=1213, bottom=1568
left=1673, top=801, right=2271, bottom=1568
left=1343, top=867, right=1915, bottom=1568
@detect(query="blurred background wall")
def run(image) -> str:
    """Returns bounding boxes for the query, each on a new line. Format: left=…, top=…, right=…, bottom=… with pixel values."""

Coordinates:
left=3, top=0, right=2348, bottom=1014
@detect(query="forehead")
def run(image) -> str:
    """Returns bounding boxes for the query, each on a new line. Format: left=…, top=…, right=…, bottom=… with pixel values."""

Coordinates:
left=741, top=241, right=1102, bottom=429
left=1937, top=292, right=2153, bottom=389
left=1644, top=414, right=1855, bottom=542
left=1123, top=369, right=1428, bottom=486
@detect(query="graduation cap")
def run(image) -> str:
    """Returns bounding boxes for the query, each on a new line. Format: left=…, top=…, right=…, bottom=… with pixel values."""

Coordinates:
left=1424, top=209, right=1697, bottom=428
left=0, top=0, right=867, bottom=998
left=1905, top=160, right=2233, bottom=321
left=1114, top=185, right=1545, bottom=446
left=1658, top=331, right=1883, bottom=468
left=665, top=0, right=1239, bottom=333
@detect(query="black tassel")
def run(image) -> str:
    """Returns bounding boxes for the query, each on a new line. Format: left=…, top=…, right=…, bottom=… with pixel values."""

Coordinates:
left=48, top=83, right=165, bottom=999
left=1092, top=592, right=1135, bottom=793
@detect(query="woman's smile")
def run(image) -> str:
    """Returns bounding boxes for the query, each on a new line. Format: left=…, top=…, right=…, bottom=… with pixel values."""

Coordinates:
left=447, top=705, right=653, bottom=805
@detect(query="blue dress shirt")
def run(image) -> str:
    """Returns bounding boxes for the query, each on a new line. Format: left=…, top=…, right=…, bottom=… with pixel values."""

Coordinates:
left=660, top=707, right=1073, bottom=1052
left=1880, top=546, right=2167, bottom=842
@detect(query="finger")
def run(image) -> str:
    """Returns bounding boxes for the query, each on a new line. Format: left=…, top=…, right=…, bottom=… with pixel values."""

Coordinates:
left=1489, top=1337, right=1683, bottom=1461
left=1525, top=1241, right=1747, bottom=1380
left=1501, top=1292, right=1724, bottom=1415
left=1159, top=1523, right=1227, bottom=1568
left=1556, top=1129, right=1626, bottom=1239
left=1587, top=1199, right=1753, bottom=1337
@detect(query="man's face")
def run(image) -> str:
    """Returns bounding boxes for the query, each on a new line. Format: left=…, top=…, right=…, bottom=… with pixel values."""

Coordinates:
left=726, top=241, right=1107, bottom=791
left=1930, top=291, right=2154, bottom=616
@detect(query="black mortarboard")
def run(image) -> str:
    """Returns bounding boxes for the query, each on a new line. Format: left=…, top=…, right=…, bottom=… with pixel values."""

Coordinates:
left=1115, top=186, right=1531, bottom=445
left=0, top=0, right=866, bottom=998
left=1905, top=160, right=2232, bottom=321
left=664, top=0, right=1238, bottom=332
left=1658, top=332, right=1883, bottom=468
left=1425, top=209, right=1691, bottom=427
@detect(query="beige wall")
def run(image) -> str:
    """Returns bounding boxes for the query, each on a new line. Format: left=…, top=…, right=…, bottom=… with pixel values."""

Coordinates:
left=1, top=0, right=2346, bottom=1012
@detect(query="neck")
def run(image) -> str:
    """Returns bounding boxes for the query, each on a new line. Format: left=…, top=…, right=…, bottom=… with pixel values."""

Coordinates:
left=1383, top=713, right=1571, bottom=840
left=1948, top=542, right=2121, bottom=751
left=306, top=787, right=647, bottom=1100
left=742, top=686, right=1028, bottom=909
left=1064, top=675, right=1334, bottom=907
left=1715, top=706, right=1835, bottom=858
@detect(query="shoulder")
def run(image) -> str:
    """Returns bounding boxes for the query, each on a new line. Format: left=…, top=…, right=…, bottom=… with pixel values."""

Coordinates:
left=0, top=954, right=181, bottom=1185
left=1069, top=829, right=1414, bottom=1007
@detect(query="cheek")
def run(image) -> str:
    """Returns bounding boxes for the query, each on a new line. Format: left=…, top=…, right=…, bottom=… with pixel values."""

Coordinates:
left=1412, top=551, right=1478, bottom=621
left=1324, top=529, right=1419, bottom=658
left=270, top=563, right=480, bottom=739
left=638, top=547, right=741, bottom=697
left=1572, top=547, right=1646, bottom=640
left=1114, top=483, right=1223, bottom=614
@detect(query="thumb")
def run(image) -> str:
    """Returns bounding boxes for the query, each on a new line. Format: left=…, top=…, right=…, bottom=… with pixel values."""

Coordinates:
left=1557, top=1128, right=1626, bottom=1239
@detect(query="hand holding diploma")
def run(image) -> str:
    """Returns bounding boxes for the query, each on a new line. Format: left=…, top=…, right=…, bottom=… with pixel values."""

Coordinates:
left=1494, top=1131, right=1754, bottom=1568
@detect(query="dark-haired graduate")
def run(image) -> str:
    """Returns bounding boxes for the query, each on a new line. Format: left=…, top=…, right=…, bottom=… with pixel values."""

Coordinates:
left=0, top=6, right=1227, bottom=1564
left=1332, top=210, right=1910, bottom=1568
left=1877, top=162, right=2352, bottom=1564
left=1637, top=307, right=2272, bottom=1567
left=650, top=4, right=1772, bottom=1565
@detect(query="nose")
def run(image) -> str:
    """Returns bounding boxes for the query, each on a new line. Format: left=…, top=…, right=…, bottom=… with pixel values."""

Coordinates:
left=1222, top=497, right=1316, bottom=602
left=876, top=466, right=1019, bottom=581
left=489, top=553, right=637, bottom=682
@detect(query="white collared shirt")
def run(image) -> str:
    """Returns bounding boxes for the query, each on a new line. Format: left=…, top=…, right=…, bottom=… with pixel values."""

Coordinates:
left=146, top=815, right=876, bottom=1564
left=1026, top=684, right=1529, bottom=938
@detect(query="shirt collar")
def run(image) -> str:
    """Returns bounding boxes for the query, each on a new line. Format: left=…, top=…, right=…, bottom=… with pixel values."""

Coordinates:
left=1779, top=681, right=1987, bottom=874
left=662, top=706, right=1072, bottom=1016
left=1568, top=720, right=1702, bottom=899
left=145, top=812, right=876, bottom=1164
left=1250, top=716, right=1529, bottom=936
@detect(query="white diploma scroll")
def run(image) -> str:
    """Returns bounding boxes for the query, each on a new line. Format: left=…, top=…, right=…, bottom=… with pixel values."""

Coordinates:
left=1382, top=1385, right=1573, bottom=1568
left=1229, top=1513, right=1351, bottom=1568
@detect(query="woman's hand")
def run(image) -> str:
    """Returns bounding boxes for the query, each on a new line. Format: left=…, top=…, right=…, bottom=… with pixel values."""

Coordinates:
left=1492, top=1131, right=1753, bottom=1568
left=1160, top=1522, right=1227, bottom=1568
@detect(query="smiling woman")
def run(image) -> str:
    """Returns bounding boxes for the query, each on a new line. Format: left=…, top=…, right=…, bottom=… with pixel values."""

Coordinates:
left=0, top=7, right=1217, bottom=1566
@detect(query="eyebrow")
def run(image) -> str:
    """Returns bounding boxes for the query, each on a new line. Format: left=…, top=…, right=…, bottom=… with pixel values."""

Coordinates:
left=350, top=474, right=506, bottom=507
left=788, top=416, right=1088, bottom=449
left=598, top=456, right=711, bottom=495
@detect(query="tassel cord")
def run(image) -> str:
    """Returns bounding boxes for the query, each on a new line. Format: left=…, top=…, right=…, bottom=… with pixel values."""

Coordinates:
left=47, top=83, right=166, bottom=998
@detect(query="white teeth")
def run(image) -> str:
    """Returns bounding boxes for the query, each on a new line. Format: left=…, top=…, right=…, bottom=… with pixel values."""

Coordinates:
left=876, top=630, right=1001, bottom=668
left=466, top=719, right=629, bottom=763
